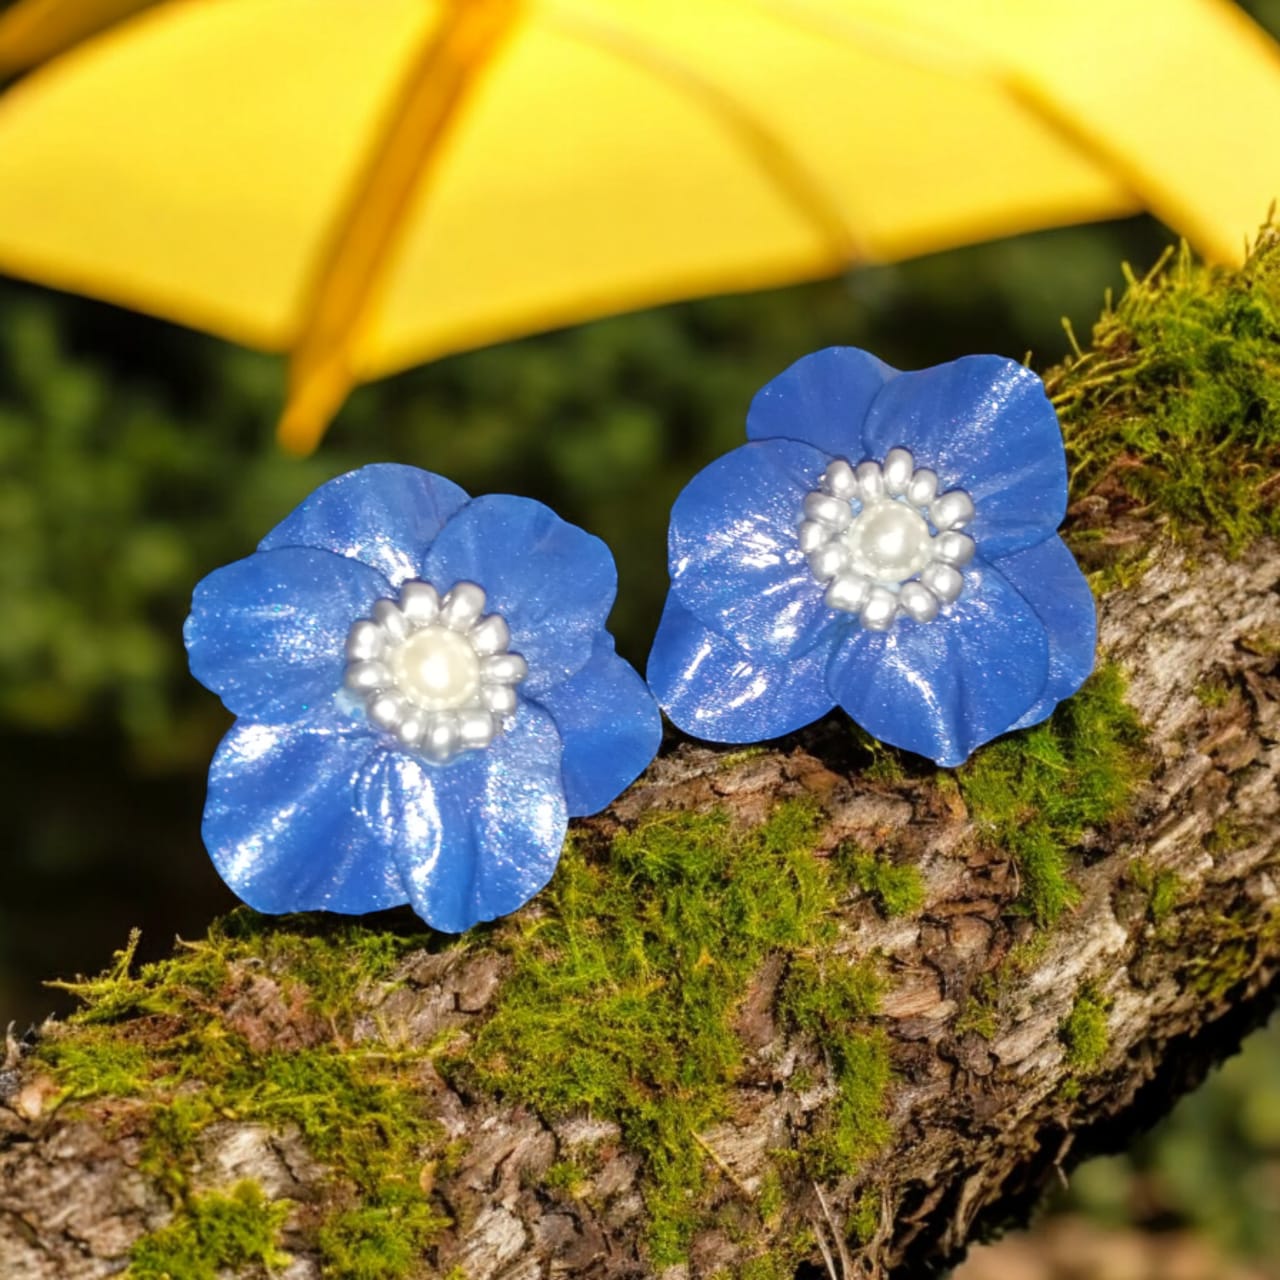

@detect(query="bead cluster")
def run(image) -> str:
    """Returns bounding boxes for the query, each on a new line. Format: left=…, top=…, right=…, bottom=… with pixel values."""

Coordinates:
left=344, top=580, right=526, bottom=762
left=799, top=447, right=977, bottom=631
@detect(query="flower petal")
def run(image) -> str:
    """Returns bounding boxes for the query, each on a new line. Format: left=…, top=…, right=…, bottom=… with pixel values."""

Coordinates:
left=185, top=547, right=390, bottom=721
left=258, top=463, right=471, bottom=588
left=422, top=494, right=617, bottom=695
left=648, top=596, right=836, bottom=743
left=203, top=717, right=403, bottom=914
left=860, top=356, right=1067, bottom=558
left=669, top=439, right=839, bottom=658
left=746, top=346, right=898, bottom=455
left=996, top=536, right=1097, bottom=731
left=357, top=705, right=567, bottom=933
left=528, top=634, right=661, bottom=816
left=826, top=559, right=1050, bottom=766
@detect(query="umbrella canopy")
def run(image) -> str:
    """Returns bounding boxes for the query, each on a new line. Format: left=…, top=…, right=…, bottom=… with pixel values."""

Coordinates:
left=1, top=0, right=1278, bottom=453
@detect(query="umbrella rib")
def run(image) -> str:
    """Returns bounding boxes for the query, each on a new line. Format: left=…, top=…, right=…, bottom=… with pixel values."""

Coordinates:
left=279, top=0, right=522, bottom=455
left=543, top=3, right=864, bottom=268
left=0, top=0, right=160, bottom=78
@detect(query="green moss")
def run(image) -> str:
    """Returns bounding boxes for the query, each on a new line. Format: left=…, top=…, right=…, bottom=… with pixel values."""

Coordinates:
left=127, top=1181, right=291, bottom=1280
left=37, top=912, right=449, bottom=1278
left=39, top=802, right=892, bottom=1271
left=1207, top=815, right=1258, bottom=857
left=1193, top=677, right=1232, bottom=708
left=543, top=1159, right=590, bottom=1198
left=958, top=664, right=1146, bottom=924
left=953, top=976, right=1000, bottom=1041
left=1130, top=859, right=1184, bottom=924
left=458, top=800, right=888, bottom=1265
left=847, top=1188, right=881, bottom=1245
left=1185, top=908, right=1280, bottom=1002
left=38, top=1028, right=152, bottom=1099
left=841, top=847, right=927, bottom=918
left=1048, top=225, right=1280, bottom=552
left=1061, top=987, right=1112, bottom=1073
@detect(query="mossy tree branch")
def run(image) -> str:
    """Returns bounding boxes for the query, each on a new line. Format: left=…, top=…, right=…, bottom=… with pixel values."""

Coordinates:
left=2, top=231, right=1279, bottom=1280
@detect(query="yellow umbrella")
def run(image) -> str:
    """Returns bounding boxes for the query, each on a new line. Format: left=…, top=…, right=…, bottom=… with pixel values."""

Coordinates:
left=0, top=0, right=1278, bottom=454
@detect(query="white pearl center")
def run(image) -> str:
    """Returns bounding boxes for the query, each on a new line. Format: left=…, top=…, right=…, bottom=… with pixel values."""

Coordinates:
left=388, top=625, right=481, bottom=711
left=843, top=499, right=933, bottom=584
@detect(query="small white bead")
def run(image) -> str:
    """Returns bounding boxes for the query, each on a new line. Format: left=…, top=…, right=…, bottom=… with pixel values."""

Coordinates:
left=934, top=531, right=976, bottom=566
left=930, top=489, right=976, bottom=531
left=396, top=714, right=426, bottom=747
left=389, top=626, right=481, bottom=710
left=821, top=458, right=858, bottom=499
left=807, top=543, right=847, bottom=582
left=906, top=469, right=939, bottom=508
left=469, top=614, right=510, bottom=657
left=855, top=460, right=885, bottom=500
left=399, top=580, right=440, bottom=624
left=483, top=653, right=528, bottom=685
left=483, top=684, right=518, bottom=715
left=842, top=500, right=933, bottom=584
left=368, top=692, right=408, bottom=730
left=883, top=447, right=915, bottom=496
left=458, top=709, right=497, bottom=750
left=345, top=660, right=389, bottom=693
left=422, top=716, right=460, bottom=762
left=440, top=582, right=487, bottom=631
left=345, top=620, right=384, bottom=662
left=921, top=562, right=964, bottom=604
left=803, top=491, right=852, bottom=529
left=859, top=586, right=898, bottom=631
left=825, top=573, right=870, bottom=612
left=899, top=580, right=940, bottom=623
left=798, top=519, right=828, bottom=554
left=372, top=598, right=409, bottom=641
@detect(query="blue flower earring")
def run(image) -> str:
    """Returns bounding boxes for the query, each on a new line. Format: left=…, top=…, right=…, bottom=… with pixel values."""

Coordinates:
left=646, top=347, right=1096, bottom=766
left=185, top=464, right=661, bottom=933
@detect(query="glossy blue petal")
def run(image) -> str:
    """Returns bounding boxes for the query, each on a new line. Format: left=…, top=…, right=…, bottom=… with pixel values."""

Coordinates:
left=422, top=493, right=617, bottom=696
left=996, top=536, right=1097, bottom=731
left=826, top=560, right=1050, bottom=766
left=185, top=547, right=390, bottom=721
left=860, top=356, right=1067, bottom=558
left=746, top=346, right=898, bottom=455
left=258, top=463, right=471, bottom=588
left=669, top=439, right=839, bottom=658
left=528, top=634, right=661, bottom=817
left=648, top=596, right=837, bottom=743
left=203, top=716, right=404, bottom=914
left=357, top=705, right=567, bottom=933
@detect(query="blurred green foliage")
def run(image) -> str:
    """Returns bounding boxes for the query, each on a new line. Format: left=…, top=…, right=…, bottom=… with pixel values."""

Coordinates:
left=1065, top=1013, right=1280, bottom=1270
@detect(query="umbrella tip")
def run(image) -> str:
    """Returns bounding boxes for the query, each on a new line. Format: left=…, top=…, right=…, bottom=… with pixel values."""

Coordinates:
left=277, top=363, right=351, bottom=456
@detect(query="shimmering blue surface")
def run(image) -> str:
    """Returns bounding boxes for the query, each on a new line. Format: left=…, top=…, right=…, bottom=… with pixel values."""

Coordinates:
left=259, top=463, right=469, bottom=587
left=1000, top=536, right=1099, bottom=731
left=648, top=346, right=1094, bottom=765
left=185, top=546, right=389, bottom=720
left=529, top=634, right=663, bottom=816
left=826, top=561, right=1050, bottom=767
left=204, top=715, right=405, bottom=914
left=745, top=346, right=896, bottom=456
left=187, top=466, right=659, bottom=932
left=423, top=494, right=616, bottom=695
left=859, top=356, right=1067, bottom=559
left=668, top=439, right=837, bottom=658
left=647, top=597, right=836, bottom=744
left=357, top=707, right=567, bottom=934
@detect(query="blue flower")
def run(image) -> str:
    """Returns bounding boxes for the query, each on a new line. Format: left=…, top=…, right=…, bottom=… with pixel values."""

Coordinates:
left=185, top=464, right=661, bottom=932
left=647, top=348, right=1095, bottom=767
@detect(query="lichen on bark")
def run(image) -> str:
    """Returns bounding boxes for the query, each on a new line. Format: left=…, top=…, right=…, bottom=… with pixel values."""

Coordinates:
left=2, top=227, right=1279, bottom=1280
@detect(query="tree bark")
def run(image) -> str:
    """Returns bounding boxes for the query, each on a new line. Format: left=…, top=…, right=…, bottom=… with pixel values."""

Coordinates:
left=1, top=523, right=1277, bottom=1279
